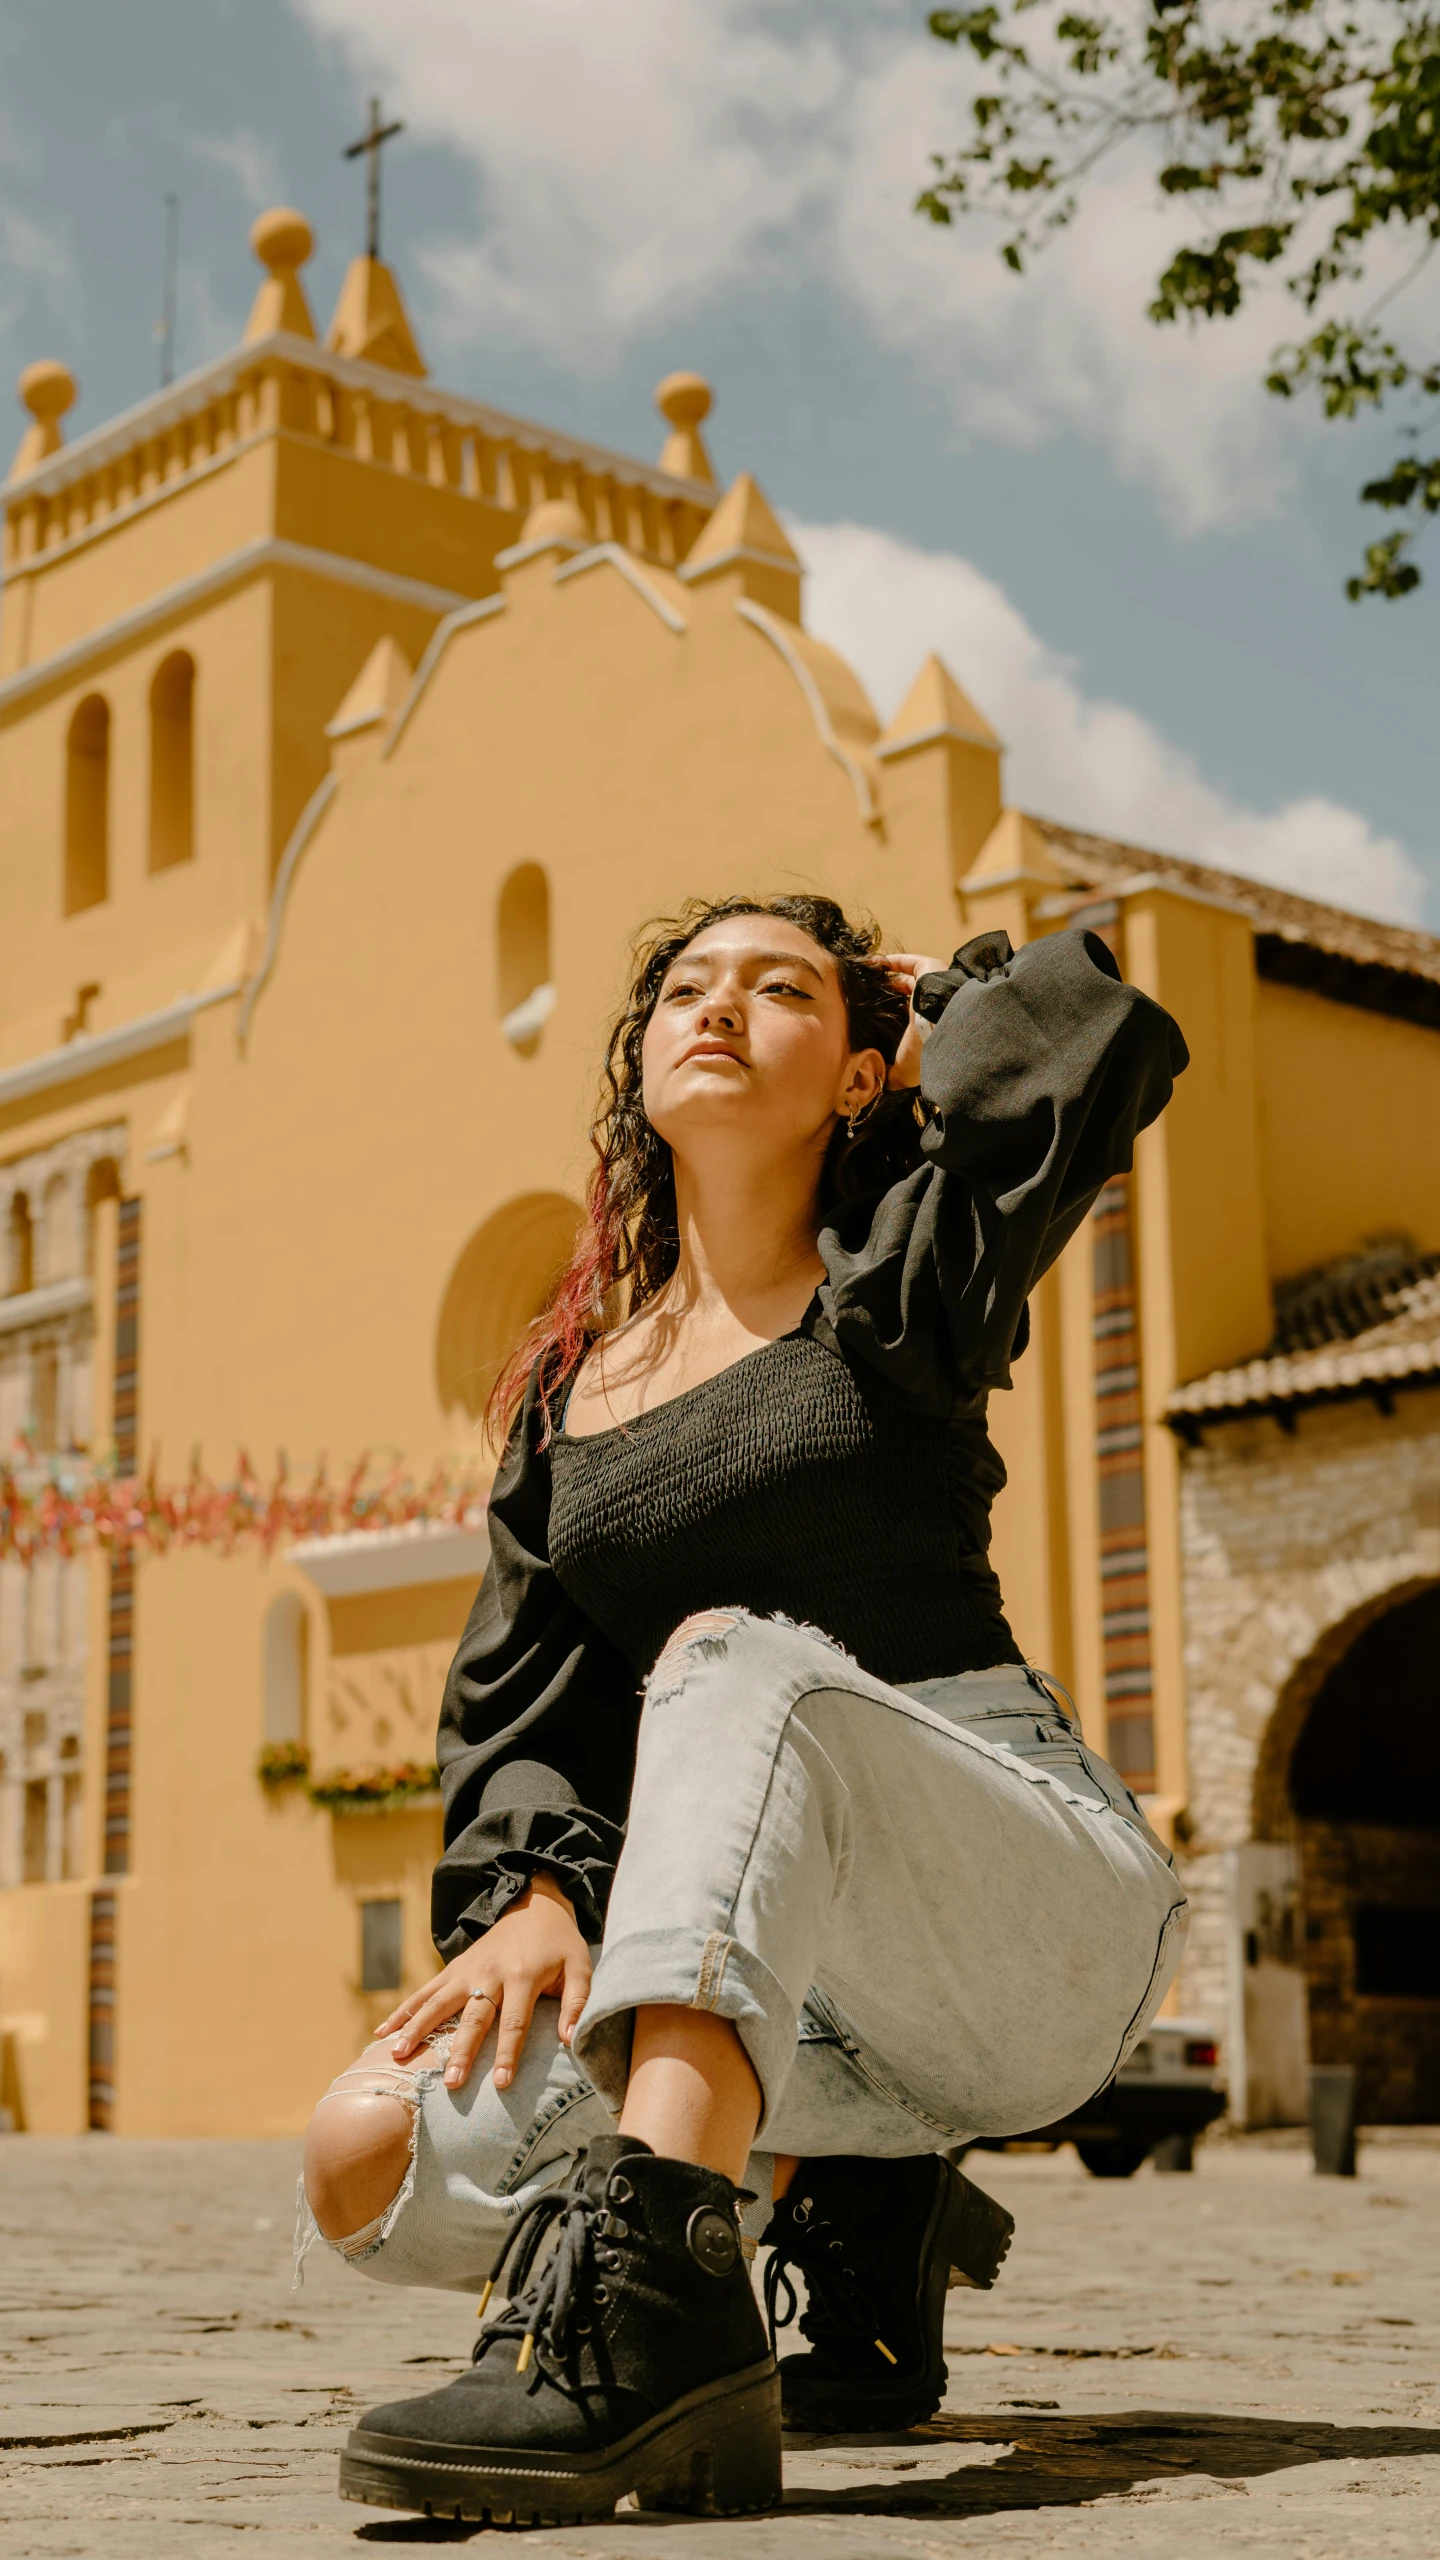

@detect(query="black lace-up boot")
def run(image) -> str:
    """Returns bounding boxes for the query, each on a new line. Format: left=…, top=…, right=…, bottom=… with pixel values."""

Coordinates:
left=340, top=2136, right=780, bottom=2525
left=764, top=2153, right=1014, bottom=2433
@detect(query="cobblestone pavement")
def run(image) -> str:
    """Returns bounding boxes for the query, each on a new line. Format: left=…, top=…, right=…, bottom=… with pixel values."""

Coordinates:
left=4, top=2131, right=1439, bottom=2559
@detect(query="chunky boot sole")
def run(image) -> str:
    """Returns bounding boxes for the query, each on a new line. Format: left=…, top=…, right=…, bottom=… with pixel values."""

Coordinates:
left=782, top=2162, right=1013, bottom=2435
left=945, top=2161, right=1015, bottom=2292
left=339, top=2358, right=781, bottom=2525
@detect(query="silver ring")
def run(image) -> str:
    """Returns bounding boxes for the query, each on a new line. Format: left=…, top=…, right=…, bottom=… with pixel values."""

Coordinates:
left=466, top=1988, right=496, bottom=2008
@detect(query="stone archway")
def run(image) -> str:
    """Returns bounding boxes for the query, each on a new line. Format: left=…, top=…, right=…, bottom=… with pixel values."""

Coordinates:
left=1252, top=1575, right=1439, bottom=1843
left=1254, top=1579, right=1440, bottom=2122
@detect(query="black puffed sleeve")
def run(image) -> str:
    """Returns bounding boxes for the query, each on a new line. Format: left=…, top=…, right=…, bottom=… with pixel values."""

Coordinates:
left=430, top=1365, right=640, bottom=1959
left=817, top=927, right=1187, bottom=1413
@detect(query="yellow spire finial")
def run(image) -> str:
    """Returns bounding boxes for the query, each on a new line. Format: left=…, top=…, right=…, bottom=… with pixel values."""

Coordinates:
left=880, top=655, right=1002, bottom=756
left=8, top=358, right=77, bottom=482
left=655, top=372, right=715, bottom=485
left=325, top=256, right=427, bottom=378
left=244, top=208, right=318, bottom=345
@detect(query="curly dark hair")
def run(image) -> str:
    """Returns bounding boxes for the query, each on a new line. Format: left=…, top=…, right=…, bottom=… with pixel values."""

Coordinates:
left=487, top=893, right=920, bottom=1443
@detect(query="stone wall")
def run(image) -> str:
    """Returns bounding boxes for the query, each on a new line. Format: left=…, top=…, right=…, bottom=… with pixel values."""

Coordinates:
left=1298, top=1817, right=1440, bottom=2120
left=1172, top=1387, right=1440, bottom=2071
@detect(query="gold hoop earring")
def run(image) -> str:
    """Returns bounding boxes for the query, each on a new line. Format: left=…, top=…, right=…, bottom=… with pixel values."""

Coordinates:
left=845, top=1091, right=883, bottom=1142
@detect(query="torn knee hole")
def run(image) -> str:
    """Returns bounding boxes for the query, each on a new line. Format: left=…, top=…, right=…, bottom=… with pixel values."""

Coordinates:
left=305, top=2092, right=417, bottom=2246
left=649, top=1609, right=741, bottom=1695
left=313, top=2030, right=454, bottom=2114
left=316, top=2066, right=429, bottom=2111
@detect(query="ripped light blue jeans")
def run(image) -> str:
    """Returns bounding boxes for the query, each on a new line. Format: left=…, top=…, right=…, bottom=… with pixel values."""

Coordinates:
left=298, top=1611, right=1186, bottom=2293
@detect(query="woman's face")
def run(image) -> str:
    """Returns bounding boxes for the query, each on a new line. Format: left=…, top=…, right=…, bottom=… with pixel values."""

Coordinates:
left=641, top=915, right=885, bottom=1171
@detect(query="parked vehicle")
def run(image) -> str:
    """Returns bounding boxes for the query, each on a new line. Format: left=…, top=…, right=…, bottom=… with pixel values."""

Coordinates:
left=964, top=2018, right=1226, bottom=2176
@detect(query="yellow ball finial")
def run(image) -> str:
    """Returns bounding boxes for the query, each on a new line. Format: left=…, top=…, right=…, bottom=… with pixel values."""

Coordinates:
left=8, top=358, right=77, bottom=479
left=244, top=210, right=319, bottom=345
left=653, top=372, right=716, bottom=486
left=18, top=358, right=77, bottom=426
left=250, top=207, right=315, bottom=275
left=655, top=372, right=713, bottom=432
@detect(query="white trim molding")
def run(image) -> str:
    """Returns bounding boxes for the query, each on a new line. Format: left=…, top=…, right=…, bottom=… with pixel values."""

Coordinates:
left=288, top=1519, right=489, bottom=1597
left=382, top=596, right=508, bottom=760
left=236, top=772, right=340, bottom=1048
left=677, top=544, right=798, bottom=585
left=1110, top=871, right=1256, bottom=921
left=0, top=983, right=241, bottom=1114
left=876, top=720, right=1003, bottom=762
left=552, top=544, right=688, bottom=634
left=0, top=1275, right=91, bottom=1338
left=494, top=535, right=586, bottom=572
left=964, top=865, right=1064, bottom=896
left=0, top=539, right=472, bottom=716
left=1031, top=875, right=1254, bottom=925
left=734, top=599, right=878, bottom=825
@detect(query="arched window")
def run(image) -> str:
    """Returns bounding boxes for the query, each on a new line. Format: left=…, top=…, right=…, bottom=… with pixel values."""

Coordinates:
left=84, top=1157, right=121, bottom=1274
left=496, top=863, right=553, bottom=1053
left=6, top=1194, right=34, bottom=1296
left=23, top=1780, right=48, bottom=1884
left=40, top=1173, right=75, bottom=1284
left=262, top=1593, right=309, bottom=1745
left=149, top=651, right=195, bottom=870
left=436, top=1191, right=582, bottom=1422
left=64, top=694, right=110, bottom=914
left=61, top=1734, right=83, bottom=1881
left=30, top=1343, right=59, bottom=1451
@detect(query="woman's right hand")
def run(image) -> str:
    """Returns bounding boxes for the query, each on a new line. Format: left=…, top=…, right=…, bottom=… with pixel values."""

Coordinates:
left=375, top=1873, right=592, bottom=2092
left=876, top=952, right=946, bottom=1090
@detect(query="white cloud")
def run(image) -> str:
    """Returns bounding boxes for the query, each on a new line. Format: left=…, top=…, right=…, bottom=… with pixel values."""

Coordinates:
left=794, top=517, right=1425, bottom=926
left=0, top=204, right=76, bottom=296
left=829, top=41, right=1303, bottom=533
left=285, top=0, right=1374, bottom=525
left=0, top=34, right=82, bottom=363
left=0, top=202, right=81, bottom=353
left=294, top=0, right=846, bottom=364
left=282, top=0, right=1432, bottom=919
left=185, top=127, right=284, bottom=215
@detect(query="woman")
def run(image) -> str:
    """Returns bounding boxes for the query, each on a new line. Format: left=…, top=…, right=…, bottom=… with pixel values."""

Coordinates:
left=304, top=894, right=1190, bottom=2527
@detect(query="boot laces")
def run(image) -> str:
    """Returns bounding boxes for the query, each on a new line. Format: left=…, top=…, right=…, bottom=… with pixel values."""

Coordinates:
left=763, top=2199, right=897, bottom=2366
left=473, top=2170, right=622, bottom=2399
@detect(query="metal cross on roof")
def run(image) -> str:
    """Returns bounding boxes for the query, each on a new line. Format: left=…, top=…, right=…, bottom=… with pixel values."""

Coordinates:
left=343, top=96, right=405, bottom=262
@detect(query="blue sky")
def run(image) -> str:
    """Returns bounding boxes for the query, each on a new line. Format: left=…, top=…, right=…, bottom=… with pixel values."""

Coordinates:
left=2, top=0, right=1435, bottom=925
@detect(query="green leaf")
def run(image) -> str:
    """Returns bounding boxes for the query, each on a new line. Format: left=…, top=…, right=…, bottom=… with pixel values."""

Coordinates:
left=1347, top=532, right=1421, bottom=599
left=918, top=0, right=1440, bottom=591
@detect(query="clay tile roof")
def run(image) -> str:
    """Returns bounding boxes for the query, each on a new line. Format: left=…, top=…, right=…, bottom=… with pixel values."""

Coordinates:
left=1167, top=1263, right=1440, bottom=1430
left=1026, top=818, right=1440, bottom=1021
left=1271, top=1239, right=1440, bottom=1353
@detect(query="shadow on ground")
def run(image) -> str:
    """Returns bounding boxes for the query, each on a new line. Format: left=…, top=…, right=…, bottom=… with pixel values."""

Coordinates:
left=350, top=2407, right=1440, bottom=2538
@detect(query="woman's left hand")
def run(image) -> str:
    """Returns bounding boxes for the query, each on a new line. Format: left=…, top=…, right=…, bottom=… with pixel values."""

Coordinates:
left=877, top=953, right=946, bottom=1090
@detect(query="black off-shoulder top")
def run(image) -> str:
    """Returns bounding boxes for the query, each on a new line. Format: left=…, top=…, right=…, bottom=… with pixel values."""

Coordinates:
left=429, top=927, right=1188, bottom=1959
left=546, top=1331, right=1018, bottom=1687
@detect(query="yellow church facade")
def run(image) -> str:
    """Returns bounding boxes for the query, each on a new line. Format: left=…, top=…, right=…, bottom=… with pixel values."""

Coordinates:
left=2, top=214, right=1437, bottom=2141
